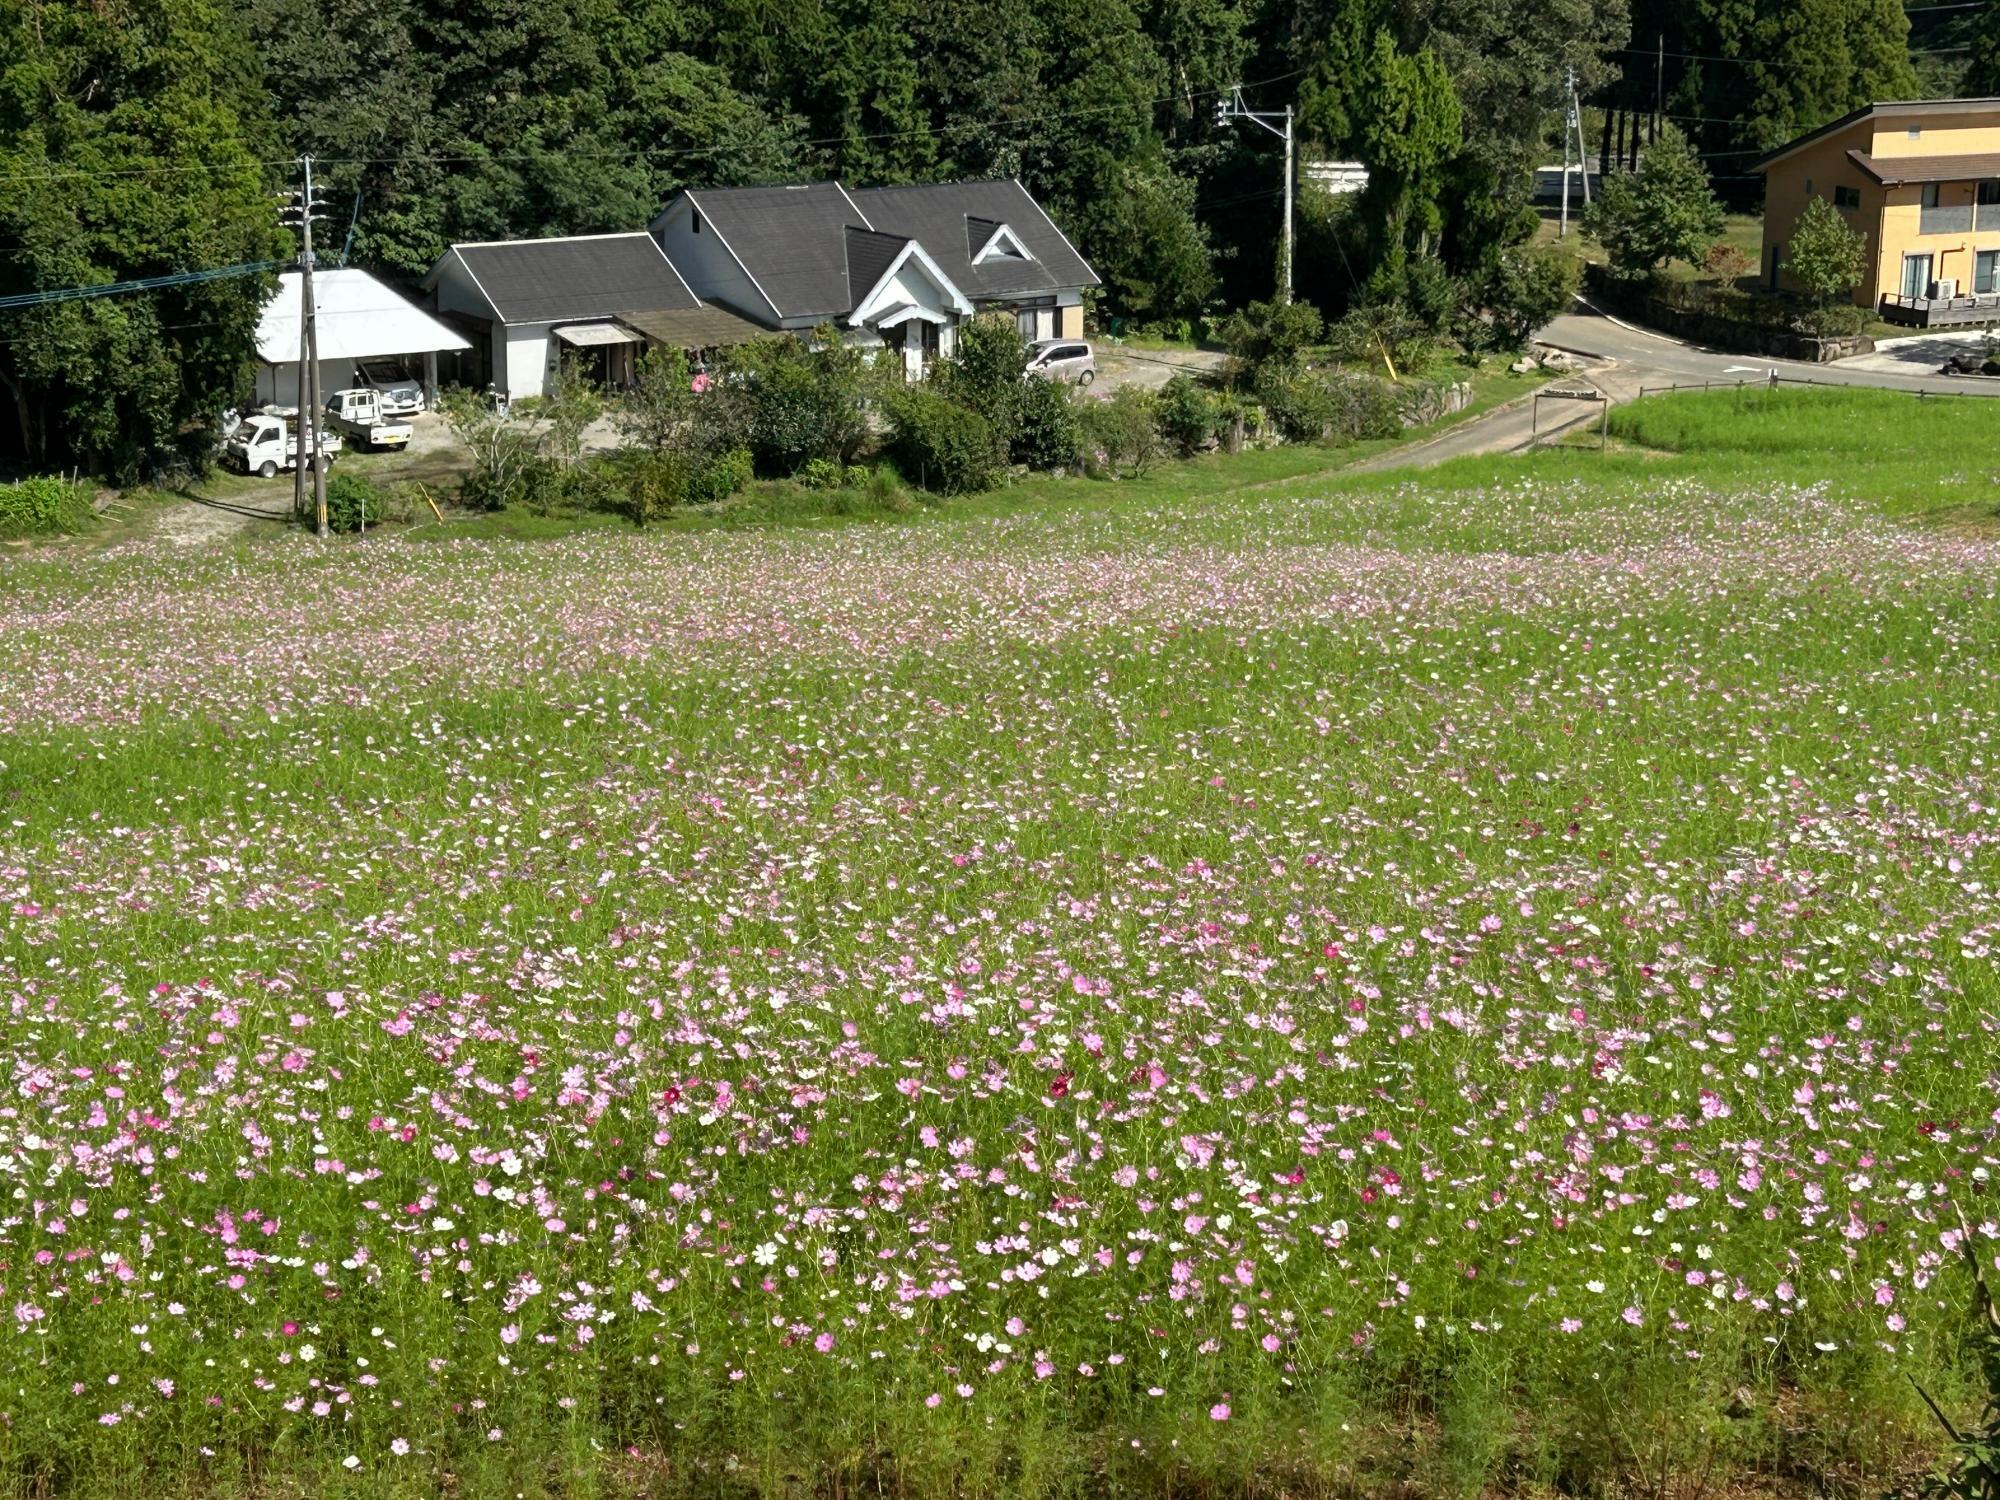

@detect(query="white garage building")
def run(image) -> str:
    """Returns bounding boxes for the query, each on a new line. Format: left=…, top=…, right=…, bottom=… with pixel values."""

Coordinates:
left=254, top=266, right=470, bottom=408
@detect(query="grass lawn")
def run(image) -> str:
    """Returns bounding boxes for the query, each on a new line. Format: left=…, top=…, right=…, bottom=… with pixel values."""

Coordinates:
left=1, top=387, right=1996, bottom=1499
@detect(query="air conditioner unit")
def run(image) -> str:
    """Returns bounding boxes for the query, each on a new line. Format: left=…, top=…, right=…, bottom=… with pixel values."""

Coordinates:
left=1932, top=278, right=1959, bottom=299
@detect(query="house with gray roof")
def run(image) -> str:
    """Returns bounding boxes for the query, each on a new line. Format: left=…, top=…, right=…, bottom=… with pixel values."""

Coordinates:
left=649, top=179, right=1097, bottom=380
left=421, top=231, right=766, bottom=399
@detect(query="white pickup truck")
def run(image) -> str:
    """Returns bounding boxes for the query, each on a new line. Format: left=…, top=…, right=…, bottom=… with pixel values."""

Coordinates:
left=225, top=411, right=343, bottom=479
left=323, top=388, right=413, bottom=451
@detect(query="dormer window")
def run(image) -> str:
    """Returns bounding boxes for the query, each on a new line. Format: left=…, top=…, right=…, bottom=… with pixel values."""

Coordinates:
left=973, top=223, right=1035, bottom=264
left=692, top=208, right=702, bottom=234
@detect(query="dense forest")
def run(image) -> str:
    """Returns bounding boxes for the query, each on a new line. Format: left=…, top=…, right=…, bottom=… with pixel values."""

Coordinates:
left=0, top=0, right=1969, bottom=475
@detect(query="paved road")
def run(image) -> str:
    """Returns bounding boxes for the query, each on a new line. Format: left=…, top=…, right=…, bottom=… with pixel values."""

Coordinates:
left=1364, top=300, right=2000, bottom=471
left=1543, top=301, right=2000, bottom=396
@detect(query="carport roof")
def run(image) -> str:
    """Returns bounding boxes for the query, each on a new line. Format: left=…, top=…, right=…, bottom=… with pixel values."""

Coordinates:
left=615, top=303, right=774, bottom=348
left=256, top=267, right=470, bottom=365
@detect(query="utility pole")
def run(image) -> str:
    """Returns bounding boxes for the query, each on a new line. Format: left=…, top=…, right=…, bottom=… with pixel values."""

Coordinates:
left=1571, top=69, right=1592, bottom=208
left=1559, top=72, right=1573, bottom=239
left=1217, top=85, right=1295, bottom=303
left=1655, top=35, right=1665, bottom=145
left=281, top=156, right=330, bottom=537
left=1560, top=66, right=1591, bottom=239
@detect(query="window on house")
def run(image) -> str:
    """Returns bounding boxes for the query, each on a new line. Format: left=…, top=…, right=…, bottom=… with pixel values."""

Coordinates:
left=1980, top=181, right=2000, bottom=205
left=1833, top=185, right=1860, bottom=210
left=1908, top=126, right=1923, bottom=139
left=692, top=209, right=702, bottom=234
left=1979, top=249, right=2000, bottom=295
left=1921, top=183, right=1941, bottom=209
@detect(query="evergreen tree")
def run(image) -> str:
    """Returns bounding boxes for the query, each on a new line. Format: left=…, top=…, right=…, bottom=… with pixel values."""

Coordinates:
left=0, top=0, right=289, bottom=476
left=1585, top=125, right=1724, bottom=275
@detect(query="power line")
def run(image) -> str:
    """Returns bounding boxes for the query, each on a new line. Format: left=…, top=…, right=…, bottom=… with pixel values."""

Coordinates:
left=0, top=260, right=280, bottom=312
left=1619, top=43, right=1969, bottom=66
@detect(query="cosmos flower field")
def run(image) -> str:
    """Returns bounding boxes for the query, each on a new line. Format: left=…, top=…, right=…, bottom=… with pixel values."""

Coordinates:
left=2, top=398, right=1998, bottom=1497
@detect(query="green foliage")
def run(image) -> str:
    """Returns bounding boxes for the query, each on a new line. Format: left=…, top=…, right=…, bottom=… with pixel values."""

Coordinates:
left=1586, top=127, right=1725, bottom=278
left=438, top=391, right=543, bottom=512
left=937, top=313, right=1028, bottom=444
left=801, top=457, right=843, bottom=490
left=1481, top=243, right=1583, bottom=349
left=1154, top=373, right=1224, bottom=456
left=1254, top=366, right=1403, bottom=443
left=1079, top=386, right=1164, bottom=476
left=0, top=0, right=290, bottom=481
left=1097, top=165, right=1217, bottom=325
left=0, top=475, right=94, bottom=538
left=1216, top=298, right=1326, bottom=386
left=1355, top=31, right=1464, bottom=287
left=323, top=469, right=385, bottom=533
left=887, top=386, right=1002, bottom=494
left=1326, top=301, right=1434, bottom=376
left=732, top=330, right=873, bottom=476
left=1786, top=197, right=1866, bottom=313
left=1011, top=373, right=1084, bottom=470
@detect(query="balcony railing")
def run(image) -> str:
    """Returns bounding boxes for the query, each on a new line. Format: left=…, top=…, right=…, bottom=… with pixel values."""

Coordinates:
left=1980, top=202, right=2000, bottom=231
left=1920, top=203, right=1974, bottom=235
left=1879, top=290, right=2000, bottom=327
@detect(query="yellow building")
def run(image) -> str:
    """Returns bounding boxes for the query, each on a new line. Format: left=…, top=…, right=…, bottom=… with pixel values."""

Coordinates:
left=1755, top=97, right=2000, bottom=326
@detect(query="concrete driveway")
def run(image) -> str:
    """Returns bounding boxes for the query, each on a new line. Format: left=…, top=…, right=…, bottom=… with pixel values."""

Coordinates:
left=1828, top=330, right=1993, bottom=378
left=1093, top=344, right=1227, bottom=391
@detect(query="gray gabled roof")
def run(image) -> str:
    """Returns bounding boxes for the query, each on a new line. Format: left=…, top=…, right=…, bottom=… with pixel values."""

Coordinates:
left=843, top=227, right=910, bottom=305
left=438, top=233, right=699, bottom=324
left=681, top=183, right=870, bottom=320
left=847, top=179, right=1097, bottom=300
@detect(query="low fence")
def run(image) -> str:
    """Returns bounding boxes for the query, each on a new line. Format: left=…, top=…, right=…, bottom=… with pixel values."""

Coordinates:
left=1632, top=372, right=1987, bottom=401
left=1582, top=266, right=1874, bottom=364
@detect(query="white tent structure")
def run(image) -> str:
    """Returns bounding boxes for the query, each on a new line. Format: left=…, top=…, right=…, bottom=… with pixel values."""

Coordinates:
left=254, top=266, right=471, bottom=408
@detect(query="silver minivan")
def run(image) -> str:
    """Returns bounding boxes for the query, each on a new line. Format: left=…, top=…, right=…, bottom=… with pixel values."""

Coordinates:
left=1025, top=339, right=1096, bottom=385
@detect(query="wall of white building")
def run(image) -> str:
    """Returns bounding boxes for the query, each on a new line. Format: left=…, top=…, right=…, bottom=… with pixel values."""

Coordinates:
left=651, top=200, right=778, bottom=324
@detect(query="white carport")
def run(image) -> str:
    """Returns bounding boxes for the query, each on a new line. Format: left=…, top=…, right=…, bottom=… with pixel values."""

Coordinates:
left=255, top=267, right=471, bottom=408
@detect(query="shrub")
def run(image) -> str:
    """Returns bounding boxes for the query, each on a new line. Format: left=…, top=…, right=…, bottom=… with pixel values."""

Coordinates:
left=1011, top=374, right=1083, bottom=470
left=938, top=313, right=1028, bottom=444
left=1154, top=373, right=1223, bottom=456
left=690, top=447, right=754, bottom=506
left=1254, top=367, right=1341, bottom=443
left=844, top=464, right=869, bottom=488
left=730, top=329, right=873, bottom=476
left=887, top=387, right=1003, bottom=495
left=439, top=390, right=545, bottom=512
left=1327, top=302, right=1434, bottom=376
left=1079, top=386, right=1164, bottom=477
left=1482, top=243, right=1583, bottom=350
left=0, top=475, right=93, bottom=537
left=323, top=469, right=385, bottom=533
left=1703, top=240, right=1754, bottom=285
left=801, top=457, right=843, bottom=491
left=1255, top=368, right=1404, bottom=444
left=1216, top=297, right=1325, bottom=386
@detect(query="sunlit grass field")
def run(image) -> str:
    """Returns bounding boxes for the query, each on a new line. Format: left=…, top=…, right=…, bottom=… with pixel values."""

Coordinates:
left=1, top=388, right=1997, bottom=1499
